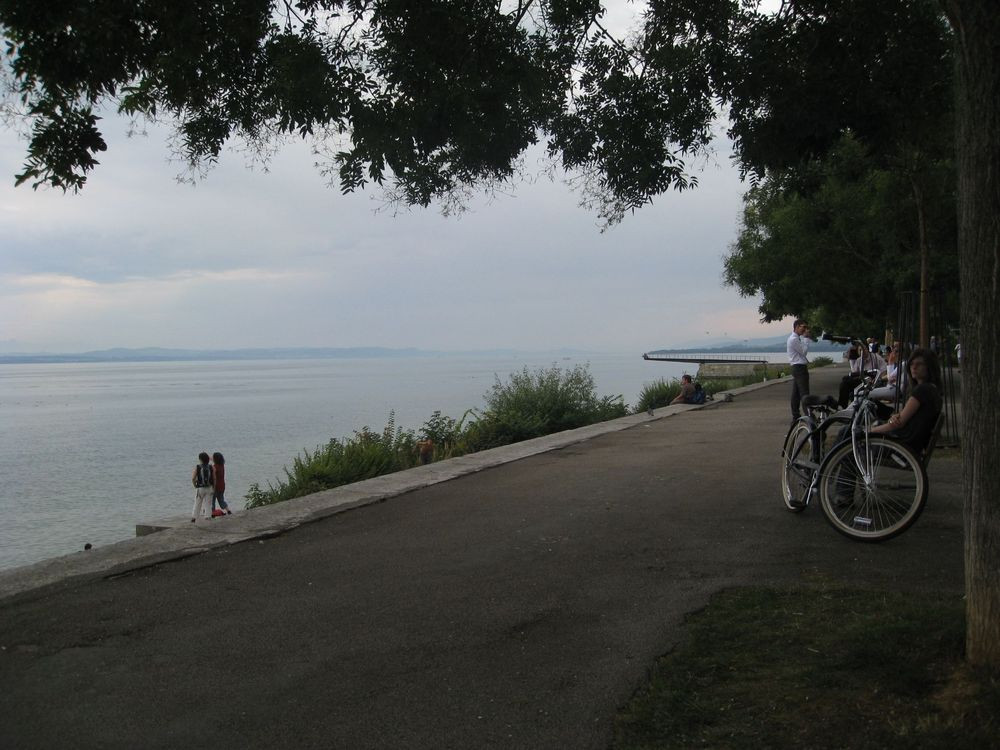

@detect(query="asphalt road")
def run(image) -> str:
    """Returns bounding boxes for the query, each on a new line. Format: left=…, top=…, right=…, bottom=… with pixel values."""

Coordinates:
left=0, top=365, right=964, bottom=749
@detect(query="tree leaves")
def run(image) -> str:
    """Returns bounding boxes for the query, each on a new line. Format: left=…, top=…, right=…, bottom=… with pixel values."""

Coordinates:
left=723, top=134, right=958, bottom=332
left=0, top=0, right=957, bottom=222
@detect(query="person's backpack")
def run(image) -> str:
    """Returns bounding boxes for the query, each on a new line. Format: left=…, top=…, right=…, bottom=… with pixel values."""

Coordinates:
left=194, top=463, right=213, bottom=488
left=690, top=382, right=707, bottom=404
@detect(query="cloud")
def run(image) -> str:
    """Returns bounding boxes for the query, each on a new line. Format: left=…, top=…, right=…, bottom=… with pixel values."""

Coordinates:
left=0, top=103, right=775, bottom=353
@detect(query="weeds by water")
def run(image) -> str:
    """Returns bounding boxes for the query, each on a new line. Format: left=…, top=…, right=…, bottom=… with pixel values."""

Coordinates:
left=245, top=363, right=627, bottom=507
left=245, top=414, right=419, bottom=508
left=463, top=364, right=628, bottom=451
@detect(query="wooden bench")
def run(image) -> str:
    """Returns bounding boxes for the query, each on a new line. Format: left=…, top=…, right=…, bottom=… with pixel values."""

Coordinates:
left=919, top=412, right=946, bottom=469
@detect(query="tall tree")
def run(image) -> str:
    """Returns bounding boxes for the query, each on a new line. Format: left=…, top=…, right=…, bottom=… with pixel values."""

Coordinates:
left=719, top=0, right=955, bottom=347
left=940, top=0, right=1000, bottom=667
left=2, top=0, right=997, bottom=666
left=724, top=134, right=958, bottom=336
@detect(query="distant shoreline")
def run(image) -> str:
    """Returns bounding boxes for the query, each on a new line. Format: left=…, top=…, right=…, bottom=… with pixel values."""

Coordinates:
left=0, top=347, right=557, bottom=365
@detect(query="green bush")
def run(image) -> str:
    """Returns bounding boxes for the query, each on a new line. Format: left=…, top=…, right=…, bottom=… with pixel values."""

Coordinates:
left=419, top=409, right=475, bottom=460
left=245, top=413, right=418, bottom=508
left=463, top=364, right=628, bottom=451
left=245, top=364, right=630, bottom=508
left=635, top=378, right=683, bottom=412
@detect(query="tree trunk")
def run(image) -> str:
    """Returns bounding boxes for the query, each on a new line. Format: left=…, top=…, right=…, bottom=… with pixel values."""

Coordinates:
left=944, top=0, right=1000, bottom=669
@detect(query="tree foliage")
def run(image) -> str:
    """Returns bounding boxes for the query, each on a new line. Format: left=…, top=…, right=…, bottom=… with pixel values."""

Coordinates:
left=722, top=0, right=954, bottom=178
left=0, top=1, right=953, bottom=217
left=1, top=1, right=583, bottom=196
left=724, top=134, right=958, bottom=334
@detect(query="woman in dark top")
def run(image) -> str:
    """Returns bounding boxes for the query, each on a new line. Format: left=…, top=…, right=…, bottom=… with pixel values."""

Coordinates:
left=870, top=347, right=942, bottom=454
left=211, top=452, right=233, bottom=516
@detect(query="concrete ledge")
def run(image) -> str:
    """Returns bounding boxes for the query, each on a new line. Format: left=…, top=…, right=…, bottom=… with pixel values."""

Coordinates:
left=697, top=363, right=759, bottom=378
left=0, top=374, right=795, bottom=602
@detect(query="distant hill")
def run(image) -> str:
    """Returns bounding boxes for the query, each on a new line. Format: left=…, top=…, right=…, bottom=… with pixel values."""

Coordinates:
left=0, top=346, right=599, bottom=365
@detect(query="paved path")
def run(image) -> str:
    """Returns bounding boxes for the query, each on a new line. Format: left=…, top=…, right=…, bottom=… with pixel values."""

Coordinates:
left=0, top=366, right=964, bottom=749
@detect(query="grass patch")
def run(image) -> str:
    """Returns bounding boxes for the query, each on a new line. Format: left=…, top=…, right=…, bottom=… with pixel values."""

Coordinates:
left=614, top=587, right=999, bottom=749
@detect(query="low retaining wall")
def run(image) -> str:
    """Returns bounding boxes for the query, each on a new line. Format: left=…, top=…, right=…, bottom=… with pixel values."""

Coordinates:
left=697, top=363, right=763, bottom=378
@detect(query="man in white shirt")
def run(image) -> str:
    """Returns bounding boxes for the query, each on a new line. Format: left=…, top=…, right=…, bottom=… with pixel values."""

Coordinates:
left=787, top=318, right=810, bottom=420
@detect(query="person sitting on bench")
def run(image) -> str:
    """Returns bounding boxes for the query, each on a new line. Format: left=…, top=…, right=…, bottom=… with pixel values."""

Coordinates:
left=869, top=347, right=942, bottom=456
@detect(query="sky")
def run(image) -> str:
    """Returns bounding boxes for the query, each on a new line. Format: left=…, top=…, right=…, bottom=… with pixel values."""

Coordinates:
left=0, top=11, right=791, bottom=356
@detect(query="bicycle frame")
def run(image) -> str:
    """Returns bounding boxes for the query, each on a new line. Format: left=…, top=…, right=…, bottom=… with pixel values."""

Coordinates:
left=850, top=397, right=879, bottom=487
left=783, top=371, right=880, bottom=508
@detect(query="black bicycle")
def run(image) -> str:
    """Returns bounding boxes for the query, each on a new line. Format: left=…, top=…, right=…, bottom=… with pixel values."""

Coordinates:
left=780, top=371, right=928, bottom=542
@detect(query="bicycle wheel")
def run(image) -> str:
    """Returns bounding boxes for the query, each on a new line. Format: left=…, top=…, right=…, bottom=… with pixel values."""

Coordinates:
left=781, top=419, right=814, bottom=512
left=817, top=436, right=927, bottom=541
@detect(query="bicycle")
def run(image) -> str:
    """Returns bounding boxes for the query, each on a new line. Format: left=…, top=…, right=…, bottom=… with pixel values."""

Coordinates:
left=780, top=370, right=928, bottom=542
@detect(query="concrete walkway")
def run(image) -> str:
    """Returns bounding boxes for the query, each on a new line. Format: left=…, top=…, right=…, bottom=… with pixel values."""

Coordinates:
left=0, top=365, right=964, bottom=749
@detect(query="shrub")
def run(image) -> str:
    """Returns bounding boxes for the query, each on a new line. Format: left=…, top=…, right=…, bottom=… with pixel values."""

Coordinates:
left=246, top=365, right=630, bottom=507
left=635, top=378, right=683, bottom=412
left=245, top=412, right=417, bottom=508
left=419, top=409, right=475, bottom=460
left=464, top=364, right=628, bottom=450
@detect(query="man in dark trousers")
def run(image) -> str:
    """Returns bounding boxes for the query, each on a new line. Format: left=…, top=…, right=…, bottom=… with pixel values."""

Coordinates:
left=787, top=319, right=810, bottom=420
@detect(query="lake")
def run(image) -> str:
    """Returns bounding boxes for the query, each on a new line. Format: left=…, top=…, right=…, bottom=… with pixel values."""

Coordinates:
left=0, top=352, right=787, bottom=570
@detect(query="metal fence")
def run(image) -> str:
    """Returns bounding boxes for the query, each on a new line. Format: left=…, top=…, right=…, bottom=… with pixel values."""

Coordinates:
left=896, top=290, right=960, bottom=447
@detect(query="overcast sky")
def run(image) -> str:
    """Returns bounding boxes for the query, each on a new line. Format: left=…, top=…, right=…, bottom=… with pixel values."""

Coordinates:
left=0, top=11, right=790, bottom=355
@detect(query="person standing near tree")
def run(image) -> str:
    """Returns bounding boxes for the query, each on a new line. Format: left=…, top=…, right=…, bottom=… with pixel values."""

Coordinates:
left=787, top=319, right=810, bottom=420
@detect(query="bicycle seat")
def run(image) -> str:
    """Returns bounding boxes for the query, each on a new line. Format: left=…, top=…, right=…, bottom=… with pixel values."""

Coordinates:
left=801, top=395, right=839, bottom=411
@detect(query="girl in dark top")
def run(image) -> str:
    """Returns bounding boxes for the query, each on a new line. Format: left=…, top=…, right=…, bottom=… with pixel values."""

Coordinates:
left=870, top=347, right=942, bottom=454
left=211, top=452, right=232, bottom=515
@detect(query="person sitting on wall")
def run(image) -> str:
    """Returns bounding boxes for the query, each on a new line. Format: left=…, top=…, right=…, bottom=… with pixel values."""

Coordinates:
left=671, top=374, right=696, bottom=405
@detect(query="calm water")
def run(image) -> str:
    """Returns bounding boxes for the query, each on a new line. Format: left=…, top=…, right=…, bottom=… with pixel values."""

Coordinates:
left=0, top=352, right=783, bottom=570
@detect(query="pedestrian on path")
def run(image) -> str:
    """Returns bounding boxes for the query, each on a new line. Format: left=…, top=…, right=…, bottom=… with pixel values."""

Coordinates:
left=787, top=318, right=810, bottom=420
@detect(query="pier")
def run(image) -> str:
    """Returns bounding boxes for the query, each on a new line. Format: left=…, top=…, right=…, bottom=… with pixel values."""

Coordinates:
left=643, top=351, right=774, bottom=378
left=642, top=351, right=771, bottom=364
